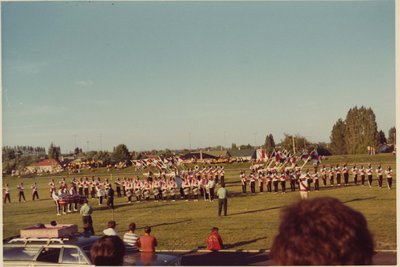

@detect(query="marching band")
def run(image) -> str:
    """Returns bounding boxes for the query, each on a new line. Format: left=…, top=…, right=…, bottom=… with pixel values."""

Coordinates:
left=2, top=163, right=394, bottom=212
left=239, top=163, right=395, bottom=194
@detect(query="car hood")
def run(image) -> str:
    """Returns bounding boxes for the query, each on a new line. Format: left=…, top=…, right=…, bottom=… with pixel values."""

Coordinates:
left=124, top=252, right=181, bottom=266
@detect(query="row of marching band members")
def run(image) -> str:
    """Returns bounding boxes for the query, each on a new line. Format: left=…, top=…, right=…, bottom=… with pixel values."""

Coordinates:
left=123, top=173, right=218, bottom=203
left=240, top=164, right=394, bottom=194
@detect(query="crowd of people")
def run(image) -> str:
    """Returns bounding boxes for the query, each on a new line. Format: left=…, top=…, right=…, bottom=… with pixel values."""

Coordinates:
left=87, top=196, right=374, bottom=266
left=241, top=163, right=394, bottom=195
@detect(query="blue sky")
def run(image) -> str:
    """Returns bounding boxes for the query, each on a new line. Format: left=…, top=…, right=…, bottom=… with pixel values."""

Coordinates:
left=2, top=1, right=395, bottom=152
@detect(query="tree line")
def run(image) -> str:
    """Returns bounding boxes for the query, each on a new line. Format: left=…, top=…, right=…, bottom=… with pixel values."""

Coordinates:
left=262, top=106, right=395, bottom=155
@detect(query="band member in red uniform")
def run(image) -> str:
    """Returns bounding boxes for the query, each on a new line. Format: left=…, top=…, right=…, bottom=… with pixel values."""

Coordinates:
left=17, top=182, right=26, bottom=202
left=312, top=170, right=319, bottom=191
left=342, top=164, right=349, bottom=186
left=367, top=164, right=373, bottom=188
left=4, top=184, right=11, bottom=204
left=78, top=177, right=84, bottom=196
left=376, top=165, right=383, bottom=188
left=351, top=165, right=358, bottom=185
left=320, top=165, right=327, bottom=187
left=290, top=171, right=296, bottom=192
left=31, top=182, right=40, bottom=200
left=335, top=164, right=341, bottom=186
left=84, top=177, right=90, bottom=198
left=258, top=172, right=264, bottom=193
left=48, top=179, right=56, bottom=198
left=272, top=170, right=279, bottom=193
left=329, top=166, right=335, bottom=187
left=168, top=176, right=177, bottom=201
left=266, top=172, right=272, bottom=192
left=249, top=172, right=256, bottom=193
left=240, top=171, right=247, bottom=193
left=385, top=166, right=393, bottom=190
left=114, top=177, right=122, bottom=198
left=280, top=171, right=287, bottom=193
left=359, top=165, right=366, bottom=186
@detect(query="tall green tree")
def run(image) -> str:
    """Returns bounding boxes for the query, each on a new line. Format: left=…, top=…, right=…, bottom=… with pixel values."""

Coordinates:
left=344, top=106, right=378, bottom=154
left=263, top=134, right=276, bottom=153
left=280, top=134, right=309, bottom=152
left=377, top=130, right=387, bottom=145
left=48, top=143, right=61, bottom=160
left=388, top=127, right=396, bottom=144
left=330, top=119, right=347, bottom=155
left=111, top=144, right=131, bottom=163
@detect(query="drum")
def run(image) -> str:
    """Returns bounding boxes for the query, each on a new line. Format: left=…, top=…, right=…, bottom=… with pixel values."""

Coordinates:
left=192, top=187, right=199, bottom=195
left=162, top=189, right=168, bottom=197
left=65, top=196, right=73, bottom=204
left=134, top=189, right=141, bottom=197
left=183, top=187, right=190, bottom=195
left=153, top=188, right=159, bottom=196
left=73, top=195, right=80, bottom=204
left=143, top=190, right=150, bottom=199
left=58, top=199, right=67, bottom=206
left=79, top=196, right=86, bottom=204
left=169, top=189, right=175, bottom=197
left=127, top=190, right=132, bottom=197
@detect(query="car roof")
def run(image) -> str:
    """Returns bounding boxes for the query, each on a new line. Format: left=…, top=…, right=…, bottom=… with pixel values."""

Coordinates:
left=4, top=234, right=100, bottom=247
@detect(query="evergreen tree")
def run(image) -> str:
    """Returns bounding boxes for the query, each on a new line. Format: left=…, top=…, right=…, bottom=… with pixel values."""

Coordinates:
left=264, top=134, right=276, bottom=153
left=111, top=144, right=131, bottom=163
left=330, top=119, right=347, bottom=155
left=344, top=106, right=378, bottom=154
left=377, top=130, right=387, bottom=145
left=48, top=143, right=61, bottom=160
left=388, top=127, right=396, bottom=144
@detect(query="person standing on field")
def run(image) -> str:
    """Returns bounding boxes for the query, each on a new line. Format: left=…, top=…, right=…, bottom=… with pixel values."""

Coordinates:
left=240, top=171, right=247, bottom=193
left=31, top=182, right=40, bottom=201
left=80, top=199, right=95, bottom=235
left=17, top=182, right=26, bottom=202
left=298, top=175, right=309, bottom=199
left=367, top=164, right=373, bottom=188
left=3, top=184, right=11, bottom=204
left=385, top=166, right=393, bottom=190
left=217, top=183, right=228, bottom=216
left=376, top=165, right=383, bottom=188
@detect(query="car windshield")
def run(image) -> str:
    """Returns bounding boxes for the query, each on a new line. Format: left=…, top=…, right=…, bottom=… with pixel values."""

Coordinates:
left=3, top=246, right=41, bottom=261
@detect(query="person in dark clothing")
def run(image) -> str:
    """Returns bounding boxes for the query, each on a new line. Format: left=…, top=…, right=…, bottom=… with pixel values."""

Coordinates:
left=107, top=185, right=115, bottom=209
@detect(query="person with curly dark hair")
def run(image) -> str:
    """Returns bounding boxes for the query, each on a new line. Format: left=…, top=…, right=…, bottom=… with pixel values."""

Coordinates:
left=270, top=197, right=374, bottom=265
left=90, top=235, right=125, bottom=266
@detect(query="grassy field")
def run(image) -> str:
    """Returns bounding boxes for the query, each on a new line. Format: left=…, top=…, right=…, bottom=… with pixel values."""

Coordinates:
left=2, top=154, right=396, bottom=250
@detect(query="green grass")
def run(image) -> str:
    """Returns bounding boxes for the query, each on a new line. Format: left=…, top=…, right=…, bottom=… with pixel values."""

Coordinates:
left=2, top=154, right=396, bottom=250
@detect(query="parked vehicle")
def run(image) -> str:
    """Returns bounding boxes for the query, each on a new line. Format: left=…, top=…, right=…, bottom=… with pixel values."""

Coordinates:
left=3, top=235, right=181, bottom=266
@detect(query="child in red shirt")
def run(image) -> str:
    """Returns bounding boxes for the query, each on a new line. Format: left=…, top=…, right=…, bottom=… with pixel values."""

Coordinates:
left=138, top=226, right=158, bottom=252
left=206, top=227, right=223, bottom=251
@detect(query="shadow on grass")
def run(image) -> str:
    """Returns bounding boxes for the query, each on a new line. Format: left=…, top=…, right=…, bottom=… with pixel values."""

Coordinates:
left=343, top=196, right=377, bottom=203
left=181, top=251, right=269, bottom=266
left=138, top=219, right=192, bottom=229
left=224, top=236, right=267, bottom=249
left=229, top=206, right=285, bottom=216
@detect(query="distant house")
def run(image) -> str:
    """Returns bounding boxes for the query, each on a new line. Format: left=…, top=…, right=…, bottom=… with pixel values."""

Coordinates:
left=26, top=159, right=63, bottom=174
left=180, top=152, right=218, bottom=161
left=227, top=148, right=256, bottom=161
left=377, top=144, right=394, bottom=153
left=205, top=150, right=229, bottom=158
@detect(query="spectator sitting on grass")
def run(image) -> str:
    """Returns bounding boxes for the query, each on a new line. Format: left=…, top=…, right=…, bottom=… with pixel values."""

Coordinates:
left=123, top=222, right=140, bottom=252
left=90, top=235, right=125, bottom=266
left=103, top=220, right=118, bottom=236
left=270, top=197, right=375, bottom=265
left=138, top=226, right=157, bottom=252
left=206, top=227, right=223, bottom=251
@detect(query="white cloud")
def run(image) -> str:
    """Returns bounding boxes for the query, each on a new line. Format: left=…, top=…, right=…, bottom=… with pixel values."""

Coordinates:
left=13, top=61, right=48, bottom=75
left=75, top=80, right=94, bottom=87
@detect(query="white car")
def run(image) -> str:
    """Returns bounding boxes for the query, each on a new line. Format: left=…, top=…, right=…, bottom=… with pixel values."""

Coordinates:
left=3, top=235, right=181, bottom=266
